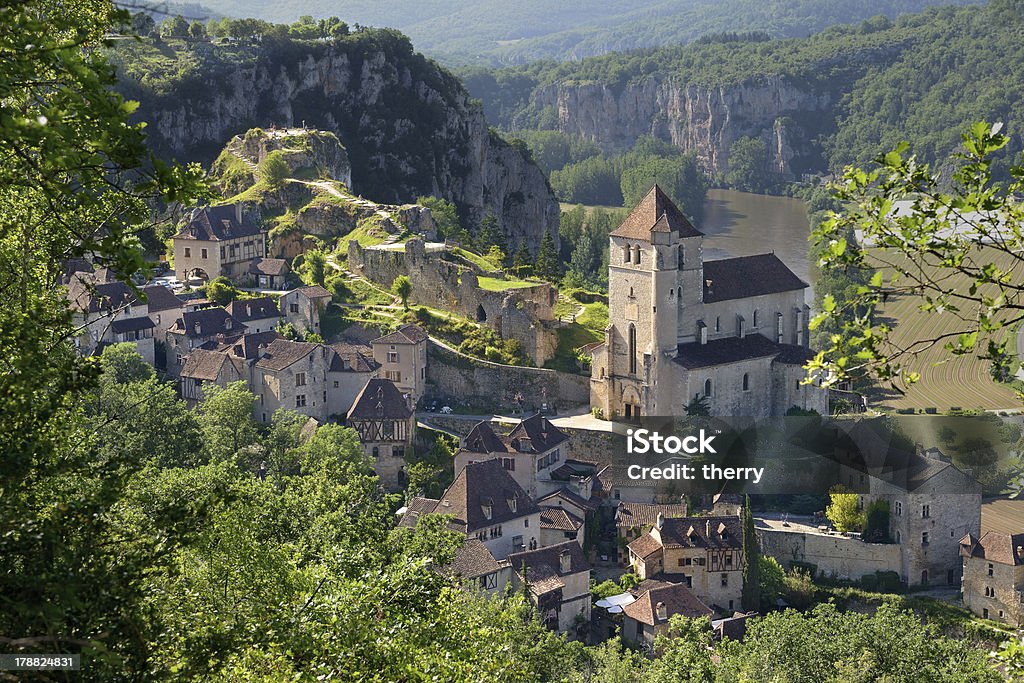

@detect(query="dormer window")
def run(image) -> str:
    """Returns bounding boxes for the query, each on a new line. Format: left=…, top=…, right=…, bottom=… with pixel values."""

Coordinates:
left=507, top=496, right=517, bottom=513
left=482, top=499, right=493, bottom=520
left=634, top=246, right=641, bottom=264
left=225, top=318, right=232, bottom=330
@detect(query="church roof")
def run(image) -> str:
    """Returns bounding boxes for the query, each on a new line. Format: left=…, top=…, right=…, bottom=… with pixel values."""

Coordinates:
left=702, top=253, right=807, bottom=303
left=674, top=334, right=782, bottom=369
left=610, top=185, right=702, bottom=241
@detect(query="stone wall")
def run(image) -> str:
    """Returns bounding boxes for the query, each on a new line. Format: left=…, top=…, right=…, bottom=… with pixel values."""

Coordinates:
left=351, top=239, right=560, bottom=364
left=426, top=341, right=589, bottom=412
left=756, top=526, right=902, bottom=581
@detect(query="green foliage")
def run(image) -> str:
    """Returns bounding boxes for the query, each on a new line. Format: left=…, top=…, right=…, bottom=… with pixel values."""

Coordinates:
left=534, top=230, right=560, bottom=280
left=741, top=495, right=760, bottom=612
left=723, top=135, right=772, bottom=193
left=392, top=274, right=413, bottom=309
left=863, top=500, right=891, bottom=543
left=758, top=555, right=786, bottom=606
left=197, top=381, right=261, bottom=465
left=204, top=275, right=239, bottom=305
left=417, top=195, right=463, bottom=239
left=825, top=484, right=864, bottom=532
left=258, top=149, right=291, bottom=190
left=296, top=248, right=328, bottom=286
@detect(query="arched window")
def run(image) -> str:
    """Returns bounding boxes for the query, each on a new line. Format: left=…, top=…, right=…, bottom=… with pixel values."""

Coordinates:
left=742, top=373, right=749, bottom=391
left=752, top=309, right=759, bottom=328
left=623, top=245, right=631, bottom=263
left=629, top=286, right=634, bottom=298
left=669, top=288, right=674, bottom=298
left=628, top=324, right=637, bottom=375
left=678, top=244, right=685, bottom=267
left=634, top=246, right=642, bottom=264
left=704, top=378, right=712, bottom=397
left=715, top=316, right=720, bottom=332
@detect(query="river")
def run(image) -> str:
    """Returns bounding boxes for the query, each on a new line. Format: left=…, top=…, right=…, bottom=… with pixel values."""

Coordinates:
left=700, top=189, right=813, bottom=289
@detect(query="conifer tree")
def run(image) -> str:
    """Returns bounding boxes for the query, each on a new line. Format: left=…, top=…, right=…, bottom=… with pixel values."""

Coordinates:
left=741, top=495, right=761, bottom=612
left=535, top=230, right=559, bottom=280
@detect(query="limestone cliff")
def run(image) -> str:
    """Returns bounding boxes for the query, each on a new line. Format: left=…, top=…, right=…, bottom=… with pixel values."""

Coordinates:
left=532, top=76, right=829, bottom=179
left=119, top=31, right=558, bottom=252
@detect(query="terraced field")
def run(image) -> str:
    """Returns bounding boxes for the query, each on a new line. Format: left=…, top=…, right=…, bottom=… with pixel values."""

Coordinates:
left=868, top=248, right=1023, bottom=411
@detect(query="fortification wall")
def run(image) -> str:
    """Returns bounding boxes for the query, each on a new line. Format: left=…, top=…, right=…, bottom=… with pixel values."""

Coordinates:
left=756, top=526, right=902, bottom=581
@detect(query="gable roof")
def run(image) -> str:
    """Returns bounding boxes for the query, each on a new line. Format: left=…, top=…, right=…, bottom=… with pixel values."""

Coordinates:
left=225, top=297, right=281, bottom=322
left=674, top=334, right=782, bottom=369
left=110, top=316, right=156, bottom=333
left=215, top=330, right=281, bottom=360
left=702, top=253, right=807, bottom=303
left=249, top=257, right=288, bottom=276
left=180, top=348, right=231, bottom=382
left=540, top=507, right=583, bottom=533
left=399, top=496, right=442, bottom=529
left=329, top=343, right=381, bottom=373
left=508, top=541, right=590, bottom=596
left=462, top=421, right=510, bottom=454
left=658, top=516, right=743, bottom=550
left=373, top=323, right=429, bottom=345
left=173, top=204, right=263, bottom=242
left=622, top=583, right=712, bottom=626
left=142, top=285, right=183, bottom=313
left=610, top=185, right=702, bottom=241
left=508, top=414, right=569, bottom=453
left=434, top=460, right=540, bottom=534
left=348, top=378, right=413, bottom=420
left=67, top=279, right=138, bottom=314
left=966, top=531, right=1024, bottom=566
left=170, top=307, right=245, bottom=338
left=628, top=532, right=663, bottom=560
left=254, top=338, right=319, bottom=372
left=536, top=488, right=597, bottom=514
left=290, top=285, right=331, bottom=300
left=617, top=502, right=689, bottom=530
left=439, top=539, right=502, bottom=581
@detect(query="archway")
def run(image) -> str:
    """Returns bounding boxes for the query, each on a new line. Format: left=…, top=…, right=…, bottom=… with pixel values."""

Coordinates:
left=920, top=570, right=929, bottom=586
left=476, top=304, right=487, bottom=322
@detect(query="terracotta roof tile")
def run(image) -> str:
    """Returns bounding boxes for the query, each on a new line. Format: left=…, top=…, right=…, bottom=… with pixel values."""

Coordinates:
left=508, top=541, right=590, bottom=595
left=623, top=583, right=712, bottom=626
left=610, top=185, right=702, bottom=241
left=617, top=502, right=689, bottom=531
left=374, top=323, right=429, bottom=345
left=539, top=507, right=583, bottom=532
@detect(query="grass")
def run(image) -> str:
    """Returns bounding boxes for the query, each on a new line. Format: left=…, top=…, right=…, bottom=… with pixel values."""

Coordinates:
left=547, top=300, right=609, bottom=373
left=474, top=275, right=540, bottom=291
left=866, top=247, right=1021, bottom=411
left=452, top=247, right=503, bottom=272
left=337, top=222, right=389, bottom=249
left=331, top=277, right=394, bottom=307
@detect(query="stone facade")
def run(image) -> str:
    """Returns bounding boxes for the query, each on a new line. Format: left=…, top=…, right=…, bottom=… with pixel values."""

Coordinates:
left=347, top=378, right=416, bottom=489
left=66, top=277, right=157, bottom=365
left=961, top=532, right=1024, bottom=625
left=280, top=285, right=331, bottom=336
left=508, top=541, right=591, bottom=635
left=172, top=204, right=266, bottom=282
left=589, top=186, right=826, bottom=419
left=756, top=519, right=902, bottom=581
left=372, top=324, right=429, bottom=402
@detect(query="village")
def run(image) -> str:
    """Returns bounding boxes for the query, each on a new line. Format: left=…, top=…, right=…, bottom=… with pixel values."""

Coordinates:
left=60, top=125, right=1024, bottom=657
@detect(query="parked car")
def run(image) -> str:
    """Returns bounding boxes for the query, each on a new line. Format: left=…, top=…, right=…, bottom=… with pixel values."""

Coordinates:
left=440, top=406, right=453, bottom=414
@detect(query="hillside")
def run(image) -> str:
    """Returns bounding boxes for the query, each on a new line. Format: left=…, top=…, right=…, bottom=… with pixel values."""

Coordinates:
left=110, top=27, right=559, bottom=252
left=462, top=2, right=1024, bottom=185
left=175, top=0, right=971, bottom=65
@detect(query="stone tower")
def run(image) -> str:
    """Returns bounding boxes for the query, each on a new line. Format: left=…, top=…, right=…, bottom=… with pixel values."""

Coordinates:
left=590, top=186, right=703, bottom=418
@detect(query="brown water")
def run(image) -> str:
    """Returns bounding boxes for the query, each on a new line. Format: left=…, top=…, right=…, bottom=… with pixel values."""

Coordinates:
left=700, top=189, right=813, bottom=288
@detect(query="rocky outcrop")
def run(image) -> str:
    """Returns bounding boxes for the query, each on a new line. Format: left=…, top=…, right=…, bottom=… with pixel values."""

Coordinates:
left=124, top=32, right=558, bottom=252
left=532, top=76, right=830, bottom=179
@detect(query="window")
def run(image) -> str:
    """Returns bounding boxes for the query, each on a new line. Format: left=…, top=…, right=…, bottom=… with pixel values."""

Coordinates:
left=988, top=563, right=994, bottom=577
left=388, top=351, right=399, bottom=363
left=725, top=554, right=733, bottom=567
left=386, top=370, right=401, bottom=382
left=894, top=501, right=902, bottom=516
left=183, top=247, right=191, bottom=258
left=501, top=457, right=515, bottom=471
left=634, top=246, right=642, bottom=264
left=295, top=394, right=306, bottom=408
left=372, top=447, right=379, bottom=458
left=628, top=324, right=637, bottom=375
left=624, top=245, right=631, bottom=263
left=289, top=302, right=299, bottom=314
left=922, top=504, right=930, bottom=518
left=333, top=381, right=339, bottom=388
left=742, top=373, right=749, bottom=391
left=715, top=316, right=720, bottom=332
left=175, top=354, right=182, bottom=365
left=524, top=518, right=529, bottom=527
left=704, top=378, right=712, bottom=397
left=201, top=248, right=208, bottom=259
left=721, top=573, right=728, bottom=587
left=295, top=372, right=306, bottom=387
left=922, top=531, right=929, bottom=546
left=394, top=447, right=405, bottom=459
left=986, top=586, right=995, bottom=597
left=678, top=244, right=685, bottom=266
left=752, top=309, right=759, bottom=328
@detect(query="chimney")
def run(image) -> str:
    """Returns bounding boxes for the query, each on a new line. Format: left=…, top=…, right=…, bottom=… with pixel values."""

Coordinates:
left=194, top=322, right=201, bottom=336
left=706, top=520, right=712, bottom=537
left=234, top=203, right=243, bottom=224
left=215, top=333, right=225, bottom=344
left=657, top=512, right=665, bottom=530
left=655, top=601, right=667, bottom=622
left=559, top=549, right=571, bottom=574
left=699, top=321, right=708, bottom=345
left=246, top=303, right=252, bottom=317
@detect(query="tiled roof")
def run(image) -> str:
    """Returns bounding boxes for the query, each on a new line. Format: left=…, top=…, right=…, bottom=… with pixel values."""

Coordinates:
left=254, top=338, right=319, bottom=371
left=628, top=533, right=663, bottom=559
left=622, top=583, right=712, bottom=626
left=433, top=460, right=539, bottom=535
left=348, top=378, right=413, bottom=421
left=173, top=204, right=263, bottom=242
left=702, top=253, right=807, bottom=303
left=539, top=507, right=583, bottom=533
left=170, top=307, right=245, bottom=338
left=329, top=343, right=380, bottom=373
left=180, top=348, right=229, bottom=381
left=674, top=334, right=783, bottom=369
left=292, top=285, right=331, bottom=300
left=462, top=421, right=510, bottom=454
left=67, top=280, right=138, bottom=314
left=110, top=316, right=156, bottom=333
left=610, top=185, right=702, bottom=241
left=398, top=497, right=441, bottom=529
left=226, top=297, right=281, bottom=322
left=536, top=488, right=597, bottom=514
left=508, top=541, right=590, bottom=596
left=249, top=257, right=288, bottom=276
left=658, top=516, right=742, bottom=550
left=142, top=285, right=183, bottom=313
left=373, top=323, right=429, bottom=345
left=508, top=414, right=569, bottom=453
left=440, top=539, right=502, bottom=580
left=774, top=343, right=816, bottom=366
left=617, top=502, right=689, bottom=530
left=215, top=330, right=281, bottom=360
left=967, top=531, right=1024, bottom=566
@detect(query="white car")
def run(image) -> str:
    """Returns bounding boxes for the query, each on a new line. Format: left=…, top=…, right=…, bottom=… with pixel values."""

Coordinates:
left=440, top=406, right=453, bottom=414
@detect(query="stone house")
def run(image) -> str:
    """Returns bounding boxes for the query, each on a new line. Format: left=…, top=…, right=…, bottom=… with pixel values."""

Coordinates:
left=225, top=297, right=282, bottom=334
left=142, top=284, right=184, bottom=342
left=616, top=502, right=689, bottom=564
left=508, top=541, right=591, bottom=636
left=165, top=307, right=245, bottom=376
left=622, top=581, right=713, bottom=649
left=371, top=323, right=429, bottom=402
left=172, top=204, right=266, bottom=282
left=66, top=276, right=156, bottom=365
left=961, top=532, right=1024, bottom=625
left=347, top=378, right=416, bottom=489
left=438, top=539, right=512, bottom=598
left=280, top=285, right=332, bottom=336
left=179, top=348, right=245, bottom=403
left=453, top=415, right=572, bottom=499
left=406, top=460, right=542, bottom=560
left=627, top=514, right=744, bottom=613
left=588, top=185, right=826, bottom=419
left=327, top=342, right=381, bottom=417
left=250, top=339, right=335, bottom=423
left=248, top=257, right=289, bottom=289
left=539, top=508, right=584, bottom=548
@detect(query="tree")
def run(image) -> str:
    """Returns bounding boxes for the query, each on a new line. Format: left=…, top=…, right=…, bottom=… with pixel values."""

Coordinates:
left=392, top=275, right=413, bottom=309
left=684, top=394, right=711, bottom=416
left=863, top=500, right=891, bottom=542
left=299, top=249, right=327, bottom=286
left=99, top=342, right=155, bottom=384
left=160, top=14, right=189, bottom=38
left=811, top=122, right=1024, bottom=390
left=741, top=495, right=760, bottom=612
left=758, top=555, right=785, bottom=606
left=416, top=196, right=460, bottom=238
left=188, top=20, right=207, bottom=41
left=197, top=381, right=260, bottom=464
left=131, top=12, right=156, bottom=36
left=205, top=275, right=238, bottom=305
left=825, top=484, right=864, bottom=532
left=476, top=211, right=506, bottom=253
left=723, top=135, right=770, bottom=192
left=259, top=150, right=291, bottom=190
left=535, top=230, right=560, bottom=280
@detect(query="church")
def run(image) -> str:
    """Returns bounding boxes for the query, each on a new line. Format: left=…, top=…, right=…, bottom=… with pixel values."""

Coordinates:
left=589, top=186, right=828, bottom=418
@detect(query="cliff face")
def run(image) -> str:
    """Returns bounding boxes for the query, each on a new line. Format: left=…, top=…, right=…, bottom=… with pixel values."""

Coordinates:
left=125, top=35, right=558, bottom=252
left=532, top=76, right=831, bottom=178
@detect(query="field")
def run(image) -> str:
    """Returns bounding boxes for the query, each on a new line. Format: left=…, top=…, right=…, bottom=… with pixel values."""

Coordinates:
left=867, top=247, right=1022, bottom=411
